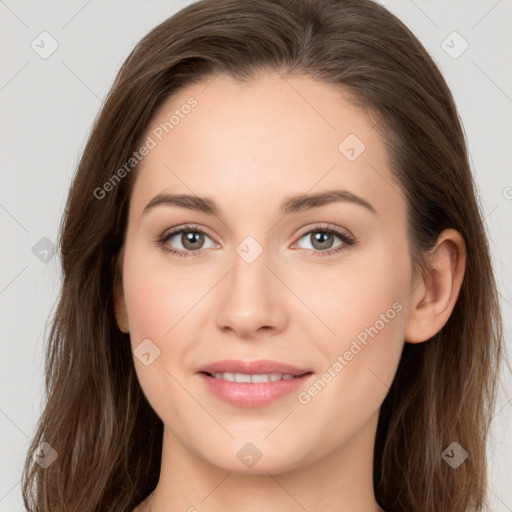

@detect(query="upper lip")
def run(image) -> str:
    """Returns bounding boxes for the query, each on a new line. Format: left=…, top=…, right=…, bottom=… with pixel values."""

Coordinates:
left=197, top=359, right=312, bottom=376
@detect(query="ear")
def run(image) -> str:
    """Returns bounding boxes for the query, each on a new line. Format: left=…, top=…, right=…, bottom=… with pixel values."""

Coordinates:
left=113, top=255, right=130, bottom=334
left=404, top=228, right=466, bottom=343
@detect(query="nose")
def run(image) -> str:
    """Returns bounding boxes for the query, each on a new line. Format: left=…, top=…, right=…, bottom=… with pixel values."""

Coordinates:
left=215, top=244, right=288, bottom=338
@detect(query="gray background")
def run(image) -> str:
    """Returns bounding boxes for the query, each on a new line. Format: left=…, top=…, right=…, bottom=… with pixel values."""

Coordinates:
left=1, top=1, right=511, bottom=510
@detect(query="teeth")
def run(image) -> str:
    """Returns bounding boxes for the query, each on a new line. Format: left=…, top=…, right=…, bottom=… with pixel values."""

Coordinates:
left=212, top=372, right=296, bottom=383
left=235, top=373, right=251, bottom=383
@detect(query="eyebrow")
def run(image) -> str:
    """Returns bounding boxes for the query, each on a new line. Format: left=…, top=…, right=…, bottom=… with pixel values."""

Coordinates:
left=142, top=188, right=377, bottom=217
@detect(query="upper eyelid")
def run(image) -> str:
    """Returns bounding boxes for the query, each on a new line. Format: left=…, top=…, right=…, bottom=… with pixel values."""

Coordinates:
left=295, top=222, right=351, bottom=237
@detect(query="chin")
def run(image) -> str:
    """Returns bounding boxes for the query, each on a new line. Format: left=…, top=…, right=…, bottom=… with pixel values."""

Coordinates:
left=195, top=439, right=312, bottom=475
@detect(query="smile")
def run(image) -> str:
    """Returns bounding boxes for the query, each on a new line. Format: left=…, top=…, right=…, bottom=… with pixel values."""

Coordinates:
left=208, top=372, right=298, bottom=383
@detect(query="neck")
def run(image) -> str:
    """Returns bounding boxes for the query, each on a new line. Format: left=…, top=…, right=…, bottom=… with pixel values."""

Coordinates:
left=143, top=410, right=383, bottom=512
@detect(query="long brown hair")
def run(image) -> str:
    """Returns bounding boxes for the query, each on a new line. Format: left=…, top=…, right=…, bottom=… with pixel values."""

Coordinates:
left=21, top=0, right=505, bottom=511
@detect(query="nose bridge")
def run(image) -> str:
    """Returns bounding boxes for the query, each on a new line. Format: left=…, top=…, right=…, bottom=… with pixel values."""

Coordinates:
left=230, top=235, right=274, bottom=309
left=232, top=236, right=269, bottom=295
left=215, top=234, right=286, bottom=335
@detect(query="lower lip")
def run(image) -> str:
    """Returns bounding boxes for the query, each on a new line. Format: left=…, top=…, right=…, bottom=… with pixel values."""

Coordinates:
left=198, top=372, right=313, bottom=407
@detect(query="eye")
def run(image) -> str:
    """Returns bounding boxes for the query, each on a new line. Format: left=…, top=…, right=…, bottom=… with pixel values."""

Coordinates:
left=156, top=224, right=217, bottom=258
left=293, top=224, right=355, bottom=257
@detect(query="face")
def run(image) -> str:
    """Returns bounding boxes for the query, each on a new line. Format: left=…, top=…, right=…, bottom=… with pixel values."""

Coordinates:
left=115, top=71, right=415, bottom=473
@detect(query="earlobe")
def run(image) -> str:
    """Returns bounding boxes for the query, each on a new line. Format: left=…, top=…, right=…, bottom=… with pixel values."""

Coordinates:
left=404, top=229, right=466, bottom=344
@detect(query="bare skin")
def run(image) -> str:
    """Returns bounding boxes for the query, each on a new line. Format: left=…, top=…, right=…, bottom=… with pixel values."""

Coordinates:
left=114, top=71, right=466, bottom=512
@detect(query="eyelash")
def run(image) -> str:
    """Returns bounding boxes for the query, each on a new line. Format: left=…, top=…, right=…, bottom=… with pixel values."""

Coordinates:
left=155, top=223, right=356, bottom=259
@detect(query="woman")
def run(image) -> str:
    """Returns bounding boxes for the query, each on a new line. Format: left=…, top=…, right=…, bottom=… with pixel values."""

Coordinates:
left=21, top=0, right=504, bottom=511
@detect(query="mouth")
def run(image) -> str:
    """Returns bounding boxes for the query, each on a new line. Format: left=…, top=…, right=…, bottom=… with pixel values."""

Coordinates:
left=196, top=359, right=314, bottom=407
left=200, top=371, right=311, bottom=383
left=197, top=358, right=312, bottom=377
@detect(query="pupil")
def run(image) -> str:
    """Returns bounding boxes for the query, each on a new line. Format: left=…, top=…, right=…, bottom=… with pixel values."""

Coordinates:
left=313, top=231, right=333, bottom=250
left=183, top=231, right=203, bottom=249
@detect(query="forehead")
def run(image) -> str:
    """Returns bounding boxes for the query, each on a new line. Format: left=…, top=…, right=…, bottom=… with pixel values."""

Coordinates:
left=130, top=71, right=404, bottom=224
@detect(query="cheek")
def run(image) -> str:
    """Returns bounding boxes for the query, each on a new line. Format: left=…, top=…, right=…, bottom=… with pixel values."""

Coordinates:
left=121, top=246, right=197, bottom=420
left=296, top=238, right=410, bottom=344
left=296, top=240, right=410, bottom=433
left=296, top=240, right=410, bottom=398
left=121, top=244, right=205, bottom=342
